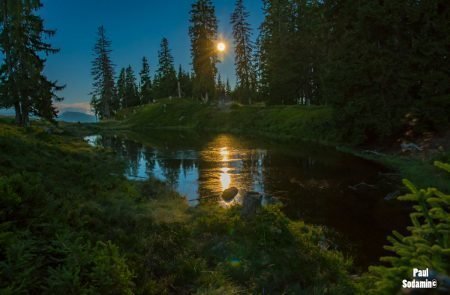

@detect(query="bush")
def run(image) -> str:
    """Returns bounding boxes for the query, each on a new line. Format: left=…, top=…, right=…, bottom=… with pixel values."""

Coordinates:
left=191, top=205, right=357, bottom=294
left=363, top=162, right=450, bottom=294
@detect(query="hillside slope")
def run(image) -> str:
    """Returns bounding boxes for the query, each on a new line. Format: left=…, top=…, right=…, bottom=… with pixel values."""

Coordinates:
left=117, top=99, right=336, bottom=143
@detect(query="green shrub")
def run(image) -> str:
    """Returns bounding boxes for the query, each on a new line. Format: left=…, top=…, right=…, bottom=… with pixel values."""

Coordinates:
left=191, top=205, right=357, bottom=294
left=363, top=161, right=450, bottom=294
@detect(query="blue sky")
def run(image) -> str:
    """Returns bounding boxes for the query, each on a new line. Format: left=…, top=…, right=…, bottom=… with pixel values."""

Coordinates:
left=39, top=0, right=264, bottom=113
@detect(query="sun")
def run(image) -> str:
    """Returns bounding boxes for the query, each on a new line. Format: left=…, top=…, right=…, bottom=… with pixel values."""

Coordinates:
left=217, top=42, right=226, bottom=52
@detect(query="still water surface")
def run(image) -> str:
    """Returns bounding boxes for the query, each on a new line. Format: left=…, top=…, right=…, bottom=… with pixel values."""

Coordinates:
left=85, top=131, right=408, bottom=269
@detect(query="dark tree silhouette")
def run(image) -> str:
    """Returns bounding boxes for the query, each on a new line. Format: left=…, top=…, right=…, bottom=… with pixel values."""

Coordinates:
left=189, top=0, right=218, bottom=102
left=0, top=0, right=63, bottom=126
left=91, top=26, right=115, bottom=119
left=231, top=0, right=256, bottom=104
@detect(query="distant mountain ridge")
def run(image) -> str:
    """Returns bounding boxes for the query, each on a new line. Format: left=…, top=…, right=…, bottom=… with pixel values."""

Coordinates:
left=58, top=111, right=97, bottom=123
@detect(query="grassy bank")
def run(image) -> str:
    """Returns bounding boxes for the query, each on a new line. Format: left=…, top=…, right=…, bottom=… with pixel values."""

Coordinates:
left=0, top=121, right=358, bottom=294
left=338, top=147, right=450, bottom=193
left=116, top=99, right=337, bottom=144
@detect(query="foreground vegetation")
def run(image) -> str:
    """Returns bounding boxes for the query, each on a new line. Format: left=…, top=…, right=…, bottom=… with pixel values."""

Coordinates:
left=0, top=121, right=356, bottom=294
left=365, top=162, right=450, bottom=294
left=1, top=120, right=449, bottom=293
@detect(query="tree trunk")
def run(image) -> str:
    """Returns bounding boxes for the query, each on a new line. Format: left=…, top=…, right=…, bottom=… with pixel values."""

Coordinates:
left=21, top=102, right=29, bottom=127
left=103, top=98, right=111, bottom=119
left=14, top=102, right=22, bottom=125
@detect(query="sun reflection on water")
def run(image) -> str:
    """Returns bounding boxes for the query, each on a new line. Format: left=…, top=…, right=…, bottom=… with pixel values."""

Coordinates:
left=220, top=167, right=231, bottom=190
left=220, top=147, right=230, bottom=162
left=199, top=134, right=266, bottom=201
left=219, top=147, right=232, bottom=190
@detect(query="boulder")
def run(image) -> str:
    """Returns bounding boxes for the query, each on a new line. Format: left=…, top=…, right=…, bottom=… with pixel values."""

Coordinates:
left=221, top=187, right=239, bottom=202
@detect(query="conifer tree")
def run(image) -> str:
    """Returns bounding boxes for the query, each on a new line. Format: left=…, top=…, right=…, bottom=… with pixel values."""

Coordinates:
left=177, top=65, right=193, bottom=98
left=366, top=161, right=450, bottom=294
left=225, top=78, right=232, bottom=96
left=153, top=38, right=177, bottom=99
left=0, top=0, right=63, bottom=126
left=116, top=68, right=127, bottom=108
left=216, top=74, right=225, bottom=97
left=258, top=0, right=298, bottom=105
left=189, top=0, right=218, bottom=102
left=231, top=0, right=255, bottom=104
left=110, top=86, right=120, bottom=113
left=91, top=26, right=115, bottom=119
left=124, top=66, right=139, bottom=107
left=139, top=57, right=152, bottom=104
left=254, top=27, right=269, bottom=101
left=90, top=94, right=100, bottom=119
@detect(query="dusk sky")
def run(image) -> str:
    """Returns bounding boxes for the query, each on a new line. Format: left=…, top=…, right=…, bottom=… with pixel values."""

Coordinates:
left=40, top=0, right=264, bottom=114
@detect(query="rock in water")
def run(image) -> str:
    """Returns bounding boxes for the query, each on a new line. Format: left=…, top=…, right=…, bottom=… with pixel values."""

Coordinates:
left=241, top=192, right=262, bottom=218
left=221, top=187, right=239, bottom=202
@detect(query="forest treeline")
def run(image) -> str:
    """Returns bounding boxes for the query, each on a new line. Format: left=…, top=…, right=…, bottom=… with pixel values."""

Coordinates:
left=89, top=0, right=450, bottom=143
left=1, top=0, right=449, bottom=143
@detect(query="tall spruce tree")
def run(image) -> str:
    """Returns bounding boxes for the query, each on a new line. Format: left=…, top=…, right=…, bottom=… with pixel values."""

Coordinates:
left=124, top=66, right=139, bottom=107
left=139, top=57, right=152, bottom=104
left=177, top=65, right=193, bottom=98
left=256, top=0, right=330, bottom=106
left=0, top=0, right=63, bottom=126
left=254, top=26, right=269, bottom=101
left=90, top=94, right=100, bottom=119
left=225, top=78, right=232, bottom=96
left=231, top=0, right=255, bottom=104
left=91, top=26, right=115, bottom=119
left=116, top=68, right=127, bottom=108
left=154, top=38, right=177, bottom=99
left=291, top=0, right=324, bottom=105
left=189, top=0, right=218, bottom=102
left=216, top=73, right=225, bottom=97
left=258, top=0, right=298, bottom=105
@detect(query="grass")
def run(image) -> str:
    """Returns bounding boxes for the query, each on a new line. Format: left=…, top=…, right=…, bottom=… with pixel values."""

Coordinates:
left=0, top=121, right=359, bottom=294
left=379, top=155, right=450, bottom=193
left=116, top=99, right=337, bottom=144
left=338, top=147, right=450, bottom=193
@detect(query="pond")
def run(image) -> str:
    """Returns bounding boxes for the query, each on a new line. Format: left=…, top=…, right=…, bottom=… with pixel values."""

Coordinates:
left=85, top=130, right=409, bottom=270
